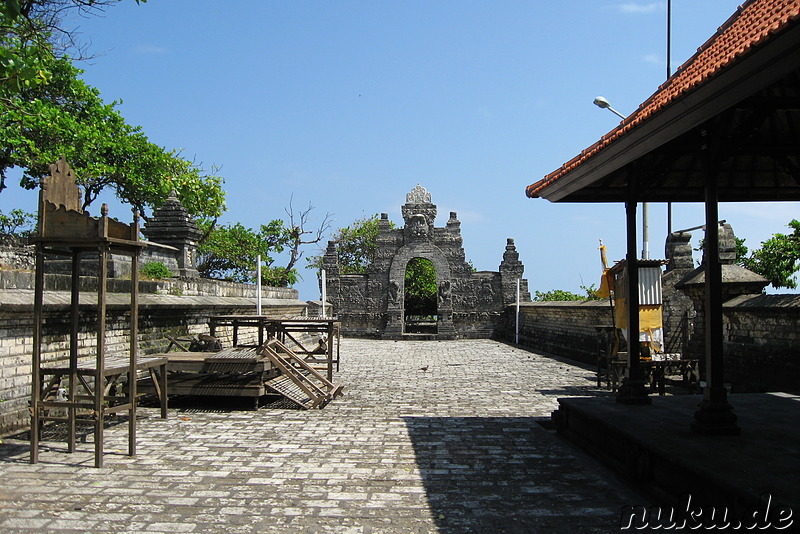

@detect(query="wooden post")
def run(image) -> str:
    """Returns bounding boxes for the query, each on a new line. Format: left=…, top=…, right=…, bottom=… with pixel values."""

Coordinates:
left=30, top=245, right=45, bottom=464
left=129, top=246, right=139, bottom=456
left=617, top=176, right=651, bottom=405
left=692, top=163, right=739, bottom=434
left=68, top=251, right=80, bottom=453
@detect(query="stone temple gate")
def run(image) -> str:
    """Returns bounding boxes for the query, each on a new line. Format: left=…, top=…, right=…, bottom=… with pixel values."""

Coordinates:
left=322, top=185, right=531, bottom=339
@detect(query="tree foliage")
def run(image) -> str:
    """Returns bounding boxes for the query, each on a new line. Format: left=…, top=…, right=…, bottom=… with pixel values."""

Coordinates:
left=308, top=214, right=393, bottom=275
left=741, top=219, right=800, bottom=290
left=404, top=257, right=437, bottom=316
left=1, top=1, right=145, bottom=96
left=0, top=207, right=34, bottom=236
left=533, top=284, right=600, bottom=302
left=1, top=0, right=224, bottom=220
left=0, top=47, right=226, bottom=218
left=197, top=202, right=330, bottom=288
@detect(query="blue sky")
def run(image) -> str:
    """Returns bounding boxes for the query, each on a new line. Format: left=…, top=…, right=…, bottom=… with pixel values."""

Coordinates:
left=2, top=0, right=797, bottom=299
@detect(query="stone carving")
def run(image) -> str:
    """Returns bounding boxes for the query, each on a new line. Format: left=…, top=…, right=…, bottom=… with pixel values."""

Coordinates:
left=407, top=213, right=429, bottom=240
left=438, top=280, right=451, bottom=304
left=143, top=190, right=203, bottom=278
left=388, top=280, right=399, bottom=304
left=406, top=184, right=432, bottom=204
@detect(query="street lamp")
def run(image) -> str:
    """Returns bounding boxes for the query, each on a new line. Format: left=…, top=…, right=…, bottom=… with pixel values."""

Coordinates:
left=593, top=96, right=626, bottom=120
left=593, top=96, right=650, bottom=259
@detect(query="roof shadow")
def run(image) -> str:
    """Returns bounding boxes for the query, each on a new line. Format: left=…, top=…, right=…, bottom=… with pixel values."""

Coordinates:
left=402, top=416, right=637, bottom=533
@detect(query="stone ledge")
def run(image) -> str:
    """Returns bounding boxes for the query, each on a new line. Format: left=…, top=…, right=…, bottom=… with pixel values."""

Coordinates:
left=0, top=289, right=307, bottom=312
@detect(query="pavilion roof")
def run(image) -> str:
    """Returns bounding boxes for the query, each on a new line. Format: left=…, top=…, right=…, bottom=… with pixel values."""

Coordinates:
left=526, top=0, right=800, bottom=203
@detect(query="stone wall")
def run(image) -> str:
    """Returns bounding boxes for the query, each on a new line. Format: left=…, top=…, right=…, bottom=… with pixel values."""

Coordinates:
left=505, top=301, right=616, bottom=366
left=722, top=294, right=800, bottom=392
left=503, top=295, right=800, bottom=393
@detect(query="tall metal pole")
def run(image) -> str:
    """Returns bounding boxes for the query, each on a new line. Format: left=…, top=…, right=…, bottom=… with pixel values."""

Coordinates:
left=515, top=278, right=520, bottom=344
left=321, top=269, right=327, bottom=318
left=256, top=255, right=262, bottom=315
left=642, top=202, right=650, bottom=259
left=666, top=0, right=673, bottom=235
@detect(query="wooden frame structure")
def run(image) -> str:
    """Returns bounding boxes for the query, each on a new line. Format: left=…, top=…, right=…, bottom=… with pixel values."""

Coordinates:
left=208, top=315, right=340, bottom=381
left=30, top=158, right=166, bottom=468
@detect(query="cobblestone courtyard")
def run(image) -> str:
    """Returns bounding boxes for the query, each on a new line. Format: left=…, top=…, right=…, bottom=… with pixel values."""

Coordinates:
left=0, top=339, right=649, bottom=533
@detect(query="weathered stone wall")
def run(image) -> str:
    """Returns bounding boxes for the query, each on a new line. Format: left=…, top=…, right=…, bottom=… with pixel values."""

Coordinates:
left=0, top=268, right=298, bottom=300
left=502, top=295, right=800, bottom=393
left=722, top=294, right=800, bottom=392
left=0, top=275, right=307, bottom=436
left=505, top=301, right=616, bottom=366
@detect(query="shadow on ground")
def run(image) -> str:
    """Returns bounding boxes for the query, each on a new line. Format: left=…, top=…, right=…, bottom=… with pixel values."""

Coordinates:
left=403, top=416, right=631, bottom=533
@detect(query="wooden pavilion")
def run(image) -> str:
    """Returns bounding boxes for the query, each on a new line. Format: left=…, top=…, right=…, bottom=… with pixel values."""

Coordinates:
left=526, top=0, right=799, bottom=434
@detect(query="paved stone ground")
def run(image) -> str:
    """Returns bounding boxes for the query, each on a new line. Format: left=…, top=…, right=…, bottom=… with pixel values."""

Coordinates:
left=0, top=339, right=651, bottom=533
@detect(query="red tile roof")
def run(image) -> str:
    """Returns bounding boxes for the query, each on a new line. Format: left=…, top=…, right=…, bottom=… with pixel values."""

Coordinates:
left=526, top=0, right=800, bottom=199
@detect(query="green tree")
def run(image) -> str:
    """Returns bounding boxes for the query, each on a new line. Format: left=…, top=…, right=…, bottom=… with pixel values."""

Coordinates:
left=196, top=220, right=292, bottom=285
left=0, top=55, right=226, bottom=218
left=533, top=284, right=600, bottom=302
left=197, top=203, right=330, bottom=288
left=741, top=219, right=800, bottom=290
left=1, top=1, right=146, bottom=96
left=307, top=213, right=394, bottom=274
left=404, top=257, right=437, bottom=316
left=0, top=0, right=223, bottom=220
left=0, top=207, right=34, bottom=236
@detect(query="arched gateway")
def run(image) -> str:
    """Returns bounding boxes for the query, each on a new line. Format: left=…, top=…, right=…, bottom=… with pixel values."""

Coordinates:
left=322, top=185, right=531, bottom=339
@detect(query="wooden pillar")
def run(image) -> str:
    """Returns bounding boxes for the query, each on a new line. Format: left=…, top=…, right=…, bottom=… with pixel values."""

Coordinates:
left=68, top=251, right=80, bottom=453
left=692, top=166, right=739, bottom=434
left=129, top=247, right=139, bottom=456
left=95, top=245, right=107, bottom=468
left=617, top=177, right=651, bottom=404
left=30, top=245, right=45, bottom=464
left=327, top=320, right=334, bottom=382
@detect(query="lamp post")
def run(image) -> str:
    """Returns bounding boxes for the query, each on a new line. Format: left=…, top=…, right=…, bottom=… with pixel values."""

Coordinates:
left=593, top=96, right=650, bottom=259
left=592, top=96, right=626, bottom=120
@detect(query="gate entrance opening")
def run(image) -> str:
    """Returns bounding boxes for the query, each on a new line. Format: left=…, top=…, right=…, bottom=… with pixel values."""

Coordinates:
left=404, top=257, right=437, bottom=334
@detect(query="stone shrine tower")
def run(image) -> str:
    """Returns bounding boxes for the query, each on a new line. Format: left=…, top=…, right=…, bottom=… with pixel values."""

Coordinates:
left=323, top=185, right=531, bottom=339
left=142, top=190, right=203, bottom=278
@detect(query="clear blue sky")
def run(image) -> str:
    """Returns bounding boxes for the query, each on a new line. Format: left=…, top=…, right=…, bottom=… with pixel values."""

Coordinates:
left=2, top=0, right=797, bottom=299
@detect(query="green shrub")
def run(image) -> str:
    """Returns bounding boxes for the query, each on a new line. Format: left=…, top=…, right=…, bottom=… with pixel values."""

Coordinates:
left=141, top=261, right=173, bottom=280
left=533, top=284, right=600, bottom=302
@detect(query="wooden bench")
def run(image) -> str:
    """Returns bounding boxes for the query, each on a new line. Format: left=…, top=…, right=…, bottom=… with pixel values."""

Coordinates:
left=39, top=355, right=169, bottom=419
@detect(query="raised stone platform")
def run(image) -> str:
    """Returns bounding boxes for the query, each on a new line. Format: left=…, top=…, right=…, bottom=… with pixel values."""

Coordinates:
left=552, top=392, right=800, bottom=521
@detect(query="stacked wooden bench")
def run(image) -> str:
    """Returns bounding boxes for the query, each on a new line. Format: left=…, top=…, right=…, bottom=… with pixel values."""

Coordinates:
left=138, top=347, right=278, bottom=409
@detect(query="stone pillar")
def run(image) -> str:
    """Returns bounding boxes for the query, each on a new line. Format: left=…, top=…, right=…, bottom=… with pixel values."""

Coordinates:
left=676, top=223, right=768, bottom=374
left=665, top=232, right=694, bottom=272
left=662, top=232, right=696, bottom=354
left=499, top=238, right=531, bottom=305
left=142, top=190, right=203, bottom=278
left=321, top=240, right=339, bottom=306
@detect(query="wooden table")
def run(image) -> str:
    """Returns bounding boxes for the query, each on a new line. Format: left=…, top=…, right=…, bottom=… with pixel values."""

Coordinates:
left=35, top=355, right=168, bottom=464
left=39, top=356, right=168, bottom=418
left=208, top=315, right=340, bottom=380
left=606, top=356, right=700, bottom=395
